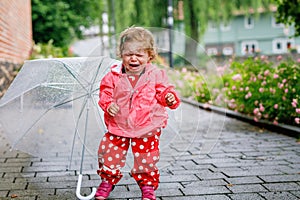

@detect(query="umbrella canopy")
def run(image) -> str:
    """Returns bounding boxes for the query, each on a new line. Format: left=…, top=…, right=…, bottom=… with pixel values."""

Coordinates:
left=0, top=57, right=120, bottom=166
left=0, top=56, right=183, bottom=199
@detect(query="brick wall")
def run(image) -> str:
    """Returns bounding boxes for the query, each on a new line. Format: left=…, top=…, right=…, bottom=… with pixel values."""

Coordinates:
left=0, top=0, right=32, bottom=63
left=0, top=0, right=32, bottom=97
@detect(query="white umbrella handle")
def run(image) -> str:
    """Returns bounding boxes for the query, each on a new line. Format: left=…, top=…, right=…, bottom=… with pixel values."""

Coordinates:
left=76, top=174, right=97, bottom=200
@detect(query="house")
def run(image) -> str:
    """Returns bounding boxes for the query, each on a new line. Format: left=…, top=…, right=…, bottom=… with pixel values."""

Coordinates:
left=203, top=8, right=300, bottom=57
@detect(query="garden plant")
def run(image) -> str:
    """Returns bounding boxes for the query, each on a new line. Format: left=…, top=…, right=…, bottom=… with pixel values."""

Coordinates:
left=168, top=56, right=300, bottom=127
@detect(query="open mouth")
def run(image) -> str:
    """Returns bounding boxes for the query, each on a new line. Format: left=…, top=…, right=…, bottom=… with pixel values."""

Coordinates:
left=129, top=64, right=140, bottom=68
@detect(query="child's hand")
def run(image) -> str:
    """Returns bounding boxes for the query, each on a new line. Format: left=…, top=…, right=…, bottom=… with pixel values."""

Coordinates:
left=165, top=93, right=177, bottom=106
left=107, top=103, right=119, bottom=117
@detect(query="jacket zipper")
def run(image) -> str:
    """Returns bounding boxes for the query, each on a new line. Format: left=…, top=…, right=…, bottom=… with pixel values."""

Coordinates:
left=125, top=69, right=146, bottom=109
left=129, top=89, right=134, bottom=109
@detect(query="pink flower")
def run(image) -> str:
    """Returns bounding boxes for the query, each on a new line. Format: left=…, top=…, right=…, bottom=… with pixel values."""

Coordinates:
left=259, top=88, right=264, bottom=93
left=284, top=88, right=288, bottom=93
left=261, top=81, right=267, bottom=86
left=282, top=79, right=287, bottom=83
left=273, top=120, right=278, bottom=125
left=264, top=70, right=270, bottom=76
left=259, top=105, right=265, bottom=112
left=245, top=86, right=249, bottom=91
left=292, top=102, right=297, bottom=107
left=292, top=99, right=298, bottom=107
left=254, top=117, right=259, bottom=122
left=232, top=86, right=236, bottom=90
left=274, top=104, right=278, bottom=109
left=278, top=83, right=284, bottom=89
left=273, top=74, right=279, bottom=79
left=181, top=68, right=187, bottom=73
left=296, top=108, right=300, bottom=114
left=277, top=55, right=282, bottom=61
left=232, top=74, right=242, bottom=81
left=253, top=108, right=260, bottom=115
left=295, top=118, right=300, bottom=124
left=297, top=58, right=300, bottom=63
left=245, top=92, right=252, bottom=99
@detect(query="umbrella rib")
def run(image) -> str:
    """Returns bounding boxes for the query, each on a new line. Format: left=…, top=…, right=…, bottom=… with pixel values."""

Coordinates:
left=69, top=58, right=106, bottom=170
left=69, top=94, right=89, bottom=170
left=53, top=93, right=88, bottom=108
left=55, top=60, right=89, bottom=93
left=91, top=92, right=107, bottom=132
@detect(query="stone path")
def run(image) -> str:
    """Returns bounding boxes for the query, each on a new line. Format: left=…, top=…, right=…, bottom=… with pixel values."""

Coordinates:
left=0, top=102, right=299, bottom=199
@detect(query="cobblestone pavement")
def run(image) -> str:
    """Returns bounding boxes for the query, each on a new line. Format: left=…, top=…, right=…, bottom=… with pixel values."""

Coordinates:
left=0, top=102, right=299, bottom=200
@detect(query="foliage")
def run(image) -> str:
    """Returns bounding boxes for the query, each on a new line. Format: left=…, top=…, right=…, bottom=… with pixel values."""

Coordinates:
left=170, top=57, right=300, bottom=127
left=273, top=0, right=300, bottom=37
left=31, top=0, right=103, bottom=47
left=30, top=40, right=73, bottom=59
left=108, top=0, right=168, bottom=35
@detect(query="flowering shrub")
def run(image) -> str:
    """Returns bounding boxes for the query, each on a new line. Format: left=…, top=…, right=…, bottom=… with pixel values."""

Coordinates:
left=169, top=56, right=300, bottom=127
left=224, top=57, right=299, bottom=126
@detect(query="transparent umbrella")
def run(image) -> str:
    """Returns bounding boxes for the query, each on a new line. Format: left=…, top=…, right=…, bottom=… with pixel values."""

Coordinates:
left=0, top=56, right=120, bottom=199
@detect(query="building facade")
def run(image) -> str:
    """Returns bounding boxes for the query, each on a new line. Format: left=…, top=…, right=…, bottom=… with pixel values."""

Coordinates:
left=203, top=12, right=300, bottom=57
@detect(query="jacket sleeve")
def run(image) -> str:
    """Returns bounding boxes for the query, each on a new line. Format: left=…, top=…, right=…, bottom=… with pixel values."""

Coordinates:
left=155, top=69, right=181, bottom=109
left=98, top=72, right=115, bottom=112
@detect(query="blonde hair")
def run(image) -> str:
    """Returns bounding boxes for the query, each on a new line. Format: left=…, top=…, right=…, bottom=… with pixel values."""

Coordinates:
left=117, top=27, right=157, bottom=61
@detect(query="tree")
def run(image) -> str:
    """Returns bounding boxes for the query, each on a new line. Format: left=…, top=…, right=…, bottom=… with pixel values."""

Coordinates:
left=273, top=0, right=300, bottom=36
left=32, top=0, right=103, bottom=47
left=107, top=0, right=168, bottom=35
left=181, top=0, right=272, bottom=66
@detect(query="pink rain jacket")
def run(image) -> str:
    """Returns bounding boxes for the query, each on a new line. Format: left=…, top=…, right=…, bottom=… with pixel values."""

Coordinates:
left=99, top=63, right=180, bottom=138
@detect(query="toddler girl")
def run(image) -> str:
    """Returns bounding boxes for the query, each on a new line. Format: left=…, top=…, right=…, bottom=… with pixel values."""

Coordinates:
left=96, top=27, right=180, bottom=200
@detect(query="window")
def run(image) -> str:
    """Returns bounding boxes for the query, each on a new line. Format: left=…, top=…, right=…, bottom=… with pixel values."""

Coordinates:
left=220, top=22, right=231, bottom=31
left=241, top=41, right=259, bottom=55
left=272, top=38, right=294, bottom=54
left=206, top=48, right=218, bottom=56
left=244, top=16, right=254, bottom=29
left=223, top=47, right=233, bottom=55
left=208, top=22, right=217, bottom=32
left=272, top=16, right=284, bottom=28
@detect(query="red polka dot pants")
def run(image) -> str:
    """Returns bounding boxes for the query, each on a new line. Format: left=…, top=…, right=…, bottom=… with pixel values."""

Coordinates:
left=97, top=129, right=161, bottom=190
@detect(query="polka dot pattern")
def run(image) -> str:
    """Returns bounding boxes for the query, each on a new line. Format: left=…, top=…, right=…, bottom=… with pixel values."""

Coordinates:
left=97, top=129, right=161, bottom=190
